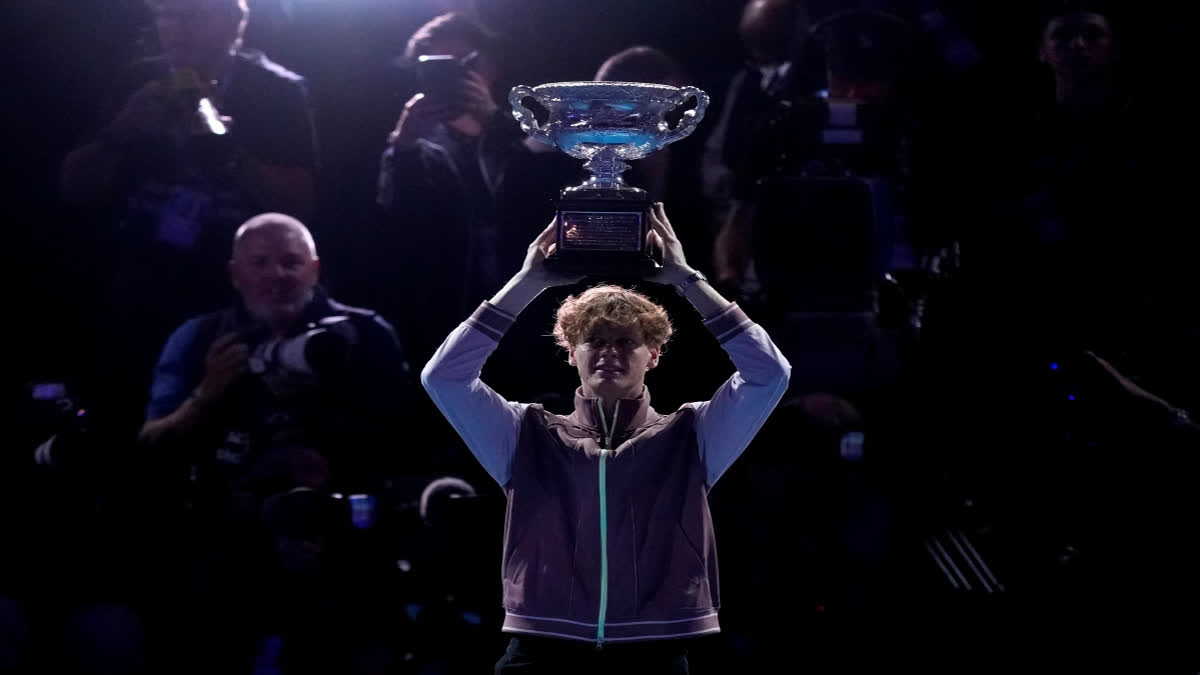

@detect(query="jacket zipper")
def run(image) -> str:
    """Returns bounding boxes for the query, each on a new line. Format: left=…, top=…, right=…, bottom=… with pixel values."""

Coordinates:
left=595, top=400, right=619, bottom=647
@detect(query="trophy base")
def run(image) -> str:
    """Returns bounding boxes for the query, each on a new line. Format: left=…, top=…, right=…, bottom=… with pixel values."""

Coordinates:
left=544, top=249, right=659, bottom=278
left=548, top=192, right=658, bottom=279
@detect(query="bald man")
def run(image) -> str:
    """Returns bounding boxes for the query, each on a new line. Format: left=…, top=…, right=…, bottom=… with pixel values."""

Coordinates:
left=140, top=213, right=410, bottom=495
left=137, top=214, right=413, bottom=671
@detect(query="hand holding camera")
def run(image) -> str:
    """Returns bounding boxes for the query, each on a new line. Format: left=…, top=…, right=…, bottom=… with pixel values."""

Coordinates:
left=390, top=51, right=495, bottom=148
left=108, top=69, right=232, bottom=143
left=106, top=80, right=173, bottom=144
left=196, top=333, right=249, bottom=407
left=390, top=92, right=452, bottom=149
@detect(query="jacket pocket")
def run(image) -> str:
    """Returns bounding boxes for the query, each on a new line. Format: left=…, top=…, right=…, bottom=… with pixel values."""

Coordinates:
left=669, top=522, right=711, bottom=611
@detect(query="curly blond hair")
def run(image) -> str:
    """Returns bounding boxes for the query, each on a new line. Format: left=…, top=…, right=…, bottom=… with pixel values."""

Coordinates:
left=553, top=285, right=673, bottom=350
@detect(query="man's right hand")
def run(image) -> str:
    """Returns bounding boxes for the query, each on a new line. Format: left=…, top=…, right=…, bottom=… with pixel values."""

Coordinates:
left=196, top=333, right=249, bottom=406
left=61, top=79, right=173, bottom=202
left=487, top=219, right=584, bottom=317
left=105, top=80, right=173, bottom=144
left=517, top=218, right=585, bottom=289
left=390, top=93, right=452, bottom=149
left=137, top=332, right=249, bottom=445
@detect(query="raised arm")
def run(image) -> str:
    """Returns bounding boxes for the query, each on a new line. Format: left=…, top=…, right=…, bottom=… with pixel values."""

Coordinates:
left=421, top=220, right=583, bottom=486
left=645, top=203, right=791, bottom=486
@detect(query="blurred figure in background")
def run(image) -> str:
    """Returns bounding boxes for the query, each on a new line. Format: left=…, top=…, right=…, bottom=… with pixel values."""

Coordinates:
left=594, top=46, right=713, bottom=275
left=59, top=0, right=319, bottom=440
left=139, top=213, right=409, bottom=675
left=713, top=8, right=919, bottom=416
left=375, top=11, right=523, bottom=362
left=140, top=213, right=410, bottom=494
left=712, top=392, right=896, bottom=674
left=960, top=1, right=1182, bottom=376
left=912, top=4, right=1196, bottom=670
left=701, top=0, right=803, bottom=234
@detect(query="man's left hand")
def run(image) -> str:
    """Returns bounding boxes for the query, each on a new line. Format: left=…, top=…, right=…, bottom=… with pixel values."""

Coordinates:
left=644, top=202, right=695, bottom=286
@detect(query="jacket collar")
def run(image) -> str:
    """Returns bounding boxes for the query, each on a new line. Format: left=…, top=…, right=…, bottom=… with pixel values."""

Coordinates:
left=570, top=386, right=655, bottom=438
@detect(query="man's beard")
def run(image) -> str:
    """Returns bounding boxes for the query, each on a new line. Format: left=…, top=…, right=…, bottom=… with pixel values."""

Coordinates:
left=245, top=287, right=315, bottom=326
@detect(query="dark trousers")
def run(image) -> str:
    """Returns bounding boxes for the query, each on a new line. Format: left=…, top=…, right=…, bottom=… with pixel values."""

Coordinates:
left=495, top=635, right=689, bottom=674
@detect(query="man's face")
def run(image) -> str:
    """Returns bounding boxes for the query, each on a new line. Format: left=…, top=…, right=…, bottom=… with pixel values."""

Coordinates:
left=230, top=225, right=320, bottom=326
left=1040, top=12, right=1115, bottom=79
left=740, top=0, right=796, bottom=66
left=155, top=0, right=245, bottom=70
left=569, top=322, right=660, bottom=401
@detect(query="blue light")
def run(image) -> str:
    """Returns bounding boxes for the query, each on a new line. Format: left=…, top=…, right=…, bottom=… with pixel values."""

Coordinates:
left=1068, top=395, right=1075, bottom=401
left=1050, top=362, right=1059, bottom=371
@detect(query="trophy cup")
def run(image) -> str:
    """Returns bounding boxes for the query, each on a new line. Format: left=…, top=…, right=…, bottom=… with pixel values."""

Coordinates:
left=509, top=81, right=709, bottom=277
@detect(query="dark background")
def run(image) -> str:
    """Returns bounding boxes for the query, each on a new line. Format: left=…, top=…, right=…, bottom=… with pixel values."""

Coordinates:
left=1, top=0, right=1194, bottom=672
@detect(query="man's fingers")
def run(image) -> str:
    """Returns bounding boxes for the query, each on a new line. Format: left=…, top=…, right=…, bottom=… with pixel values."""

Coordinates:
left=207, top=332, right=242, bottom=357
left=459, top=73, right=488, bottom=95
left=465, top=69, right=488, bottom=87
left=652, top=202, right=677, bottom=237
left=215, top=348, right=249, bottom=371
left=647, top=229, right=665, bottom=251
left=534, top=218, right=559, bottom=245
left=647, top=208, right=671, bottom=240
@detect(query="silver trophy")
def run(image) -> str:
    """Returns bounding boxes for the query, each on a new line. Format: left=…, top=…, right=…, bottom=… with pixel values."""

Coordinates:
left=509, top=81, right=709, bottom=277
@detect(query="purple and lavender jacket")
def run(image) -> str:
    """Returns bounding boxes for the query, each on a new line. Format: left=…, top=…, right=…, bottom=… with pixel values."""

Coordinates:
left=421, top=300, right=790, bottom=645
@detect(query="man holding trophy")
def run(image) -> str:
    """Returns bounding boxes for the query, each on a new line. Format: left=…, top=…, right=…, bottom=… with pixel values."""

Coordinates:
left=421, top=75, right=790, bottom=673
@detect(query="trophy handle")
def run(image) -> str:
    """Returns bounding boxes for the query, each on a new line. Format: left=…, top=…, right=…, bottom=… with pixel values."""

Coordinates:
left=508, top=85, right=553, bottom=146
left=660, top=86, right=710, bottom=146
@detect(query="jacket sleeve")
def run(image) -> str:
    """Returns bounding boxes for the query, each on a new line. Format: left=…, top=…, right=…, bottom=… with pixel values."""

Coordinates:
left=420, top=301, right=529, bottom=487
left=145, top=317, right=209, bottom=422
left=686, top=303, right=791, bottom=486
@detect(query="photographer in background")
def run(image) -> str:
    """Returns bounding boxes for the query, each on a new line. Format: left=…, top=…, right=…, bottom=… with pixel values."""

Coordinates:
left=139, top=213, right=411, bottom=674
left=375, top=12, right=526, bottom=361
left=140, top=212, right=410, bottom=493
left=59, top=0, right=319, bottom=441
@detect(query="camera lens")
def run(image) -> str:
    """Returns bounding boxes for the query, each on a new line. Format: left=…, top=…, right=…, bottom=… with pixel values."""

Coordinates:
left=302, top=329, right=350, bottom=374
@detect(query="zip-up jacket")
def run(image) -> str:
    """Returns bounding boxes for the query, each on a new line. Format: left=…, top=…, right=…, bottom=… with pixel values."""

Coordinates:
left=421, top=300, right=791, bottom=644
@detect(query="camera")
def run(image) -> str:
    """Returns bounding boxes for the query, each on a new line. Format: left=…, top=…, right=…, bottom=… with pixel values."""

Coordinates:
left=24, top=382, right=96, bottom=471
left=165, top=68, right=230, bottom=135
left=416, top=52, right=477, bottom=100
left=248, top=316, right=359, bottom=378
